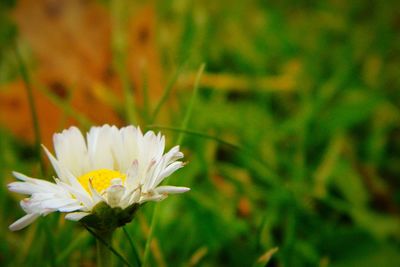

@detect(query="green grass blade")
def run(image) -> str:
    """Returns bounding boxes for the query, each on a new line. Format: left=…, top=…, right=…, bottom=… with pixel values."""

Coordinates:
left=56, top=230, right=89, bottom=265
left=142, top=64, right=205, bottom=267
left=176, top=63, right=205, bottom=145
left=110, top=0, right=136, bottom=124
left=35, top=84, right=93, bottom=129
left=148, top=125, right=241, bottom=150
left=141, top=66, right=150, bottom=124
left=148, top=125, right=280, bottom=185
left=15, top=42, right=57, bottom=267
left=14, top=43, right=46, bottom=176
left=123, top=227, right=142, bottom=267
left=142, top=204, right=159, bottom=267
left=150, top=61, right=188, bottom=124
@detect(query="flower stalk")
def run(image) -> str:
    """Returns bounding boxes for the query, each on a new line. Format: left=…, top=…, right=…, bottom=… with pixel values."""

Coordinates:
left=96, top=230, right=113, bottom=267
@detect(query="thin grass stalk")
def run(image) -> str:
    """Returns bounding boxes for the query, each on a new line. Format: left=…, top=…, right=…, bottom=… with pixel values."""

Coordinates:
left=142, top=203, right=159, bottom=267
left=14, top=43, right=59, bottom=267
left=56, top=230, right=89, bottom=264
left=141, top=66, right=150, bottom=124
left=142, top=64, right=205, bottom=267
left=14, top=43, right=46, bottom=176
left=148, top=125, right=280, bottom=185
left=123, top=227, right=142, bottom=267
left=35, top=83, right=93, bottom=129
left=111, top=0, right=136, bottom=124
left=148, top=125, right=240, bottom=149
left=42, top=219, right=57, bottom=267
left=150, top=62, right=187, bottom=124
left=176, top=63, right=205, bottom=144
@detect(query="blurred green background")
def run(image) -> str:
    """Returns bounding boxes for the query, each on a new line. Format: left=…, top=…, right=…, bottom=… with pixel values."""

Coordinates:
left=1, top=0, right=400, bottom=266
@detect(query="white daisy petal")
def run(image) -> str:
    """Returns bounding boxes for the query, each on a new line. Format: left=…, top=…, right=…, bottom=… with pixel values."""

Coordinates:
left=110, top=126, right=124, bottom=171
left=88, top=179, right=105, bottom=205
left=42, top=145, right=69, bottom=183
left=8, top=182, right=45, bottom=195
left=155, top=186, right=191, bottom=195
left=40, top=198, right=79, bottom=210
left=42, top=148, right=92, bottom=202
left=106, top=180, right=126, bottom=208
left=126, top=160, right=139, bottom=189
left=58, top=204, right=84, bottom=213
left=120, top=126, right=139, bottom=170
left=53, top=127, right=89, bottom=177
left=139, top=193, right=167, bottom=204
left=12, top=172, right=60, bottom=191
left=164, top=145, right=184, bottom=164
left=9, top=213, right=40, bottom=231
left=120, top=186, right=141, bottom=208
left=65, top=212, right=90, bottom=221
left=56, top=180, right=93, bottom=209
left=87, top=125, right=114, bottom=170
left=154, top=161, right=184, bottom=187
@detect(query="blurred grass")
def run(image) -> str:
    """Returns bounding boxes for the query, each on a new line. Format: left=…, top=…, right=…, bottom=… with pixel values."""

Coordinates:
left=1, top=0, right=400, bottom=266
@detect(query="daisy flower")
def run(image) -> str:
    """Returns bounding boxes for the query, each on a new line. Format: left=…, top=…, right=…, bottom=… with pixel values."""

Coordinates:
left=8, top=125, right=189, bottom=231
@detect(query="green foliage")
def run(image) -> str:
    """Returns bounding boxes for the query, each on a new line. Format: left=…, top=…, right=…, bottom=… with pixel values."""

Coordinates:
left=1, top=0, right=400, bottom=266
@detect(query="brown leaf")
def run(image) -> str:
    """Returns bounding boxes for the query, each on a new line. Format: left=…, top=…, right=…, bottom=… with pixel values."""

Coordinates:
left=0, top=0, right=165, bottom=145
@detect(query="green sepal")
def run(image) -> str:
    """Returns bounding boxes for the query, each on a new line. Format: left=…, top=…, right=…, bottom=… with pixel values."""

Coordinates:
left=81, top=202, right=140, bottom=232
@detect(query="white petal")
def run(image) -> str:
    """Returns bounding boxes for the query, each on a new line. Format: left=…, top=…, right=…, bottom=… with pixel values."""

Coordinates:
left=164, top=145, right=184, bottom=164
left=65, top=212, right=90, bottom=221
left=155, top=186, right=191, bottom=194
left=56, top=180, right=94, bottom=209
left=42, top=145, right=66, bottom=181
left=120, top=186, right=141, bottom=208
left=160, top=162, right=184, bottom=179
left=12, top=172, right=60, bottom=191
left=12, top=171, right=28, bottom=181
left=8, top=182, right=44, bottom=195
left=125, top=160, right=139, bottom=189
left=58, top=204, right=84, bottom=212
left=87, top=125, right=114, bottom=170
left=120, top=126, right=139, bottom=171
left=40, top=198, right=79, bottom=209
left=9, top=213, right=40, bottom=231
left=137, top=131, right=164, bottom=171
left=109, top=126, right=127, bottom=171
left=152, top=161, right=184, bottom=189
left=139, top=194, right=167, bottom=204
left=20, top=199, right=42, bottom=213
left=88, top=179, right=104, bottom=205
left=142, top=159, right=161, bottom=192
left=106, top=182, right=126, bottom=208
left=53, top=127, right=89, bottom=177
left=42, top=145, right=72, bottom=183
left=42, top=148, right=92, bottom=205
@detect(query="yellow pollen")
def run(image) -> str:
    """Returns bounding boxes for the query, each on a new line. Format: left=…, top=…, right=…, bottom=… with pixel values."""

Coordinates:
left=78, top=169, right=126, bottom=194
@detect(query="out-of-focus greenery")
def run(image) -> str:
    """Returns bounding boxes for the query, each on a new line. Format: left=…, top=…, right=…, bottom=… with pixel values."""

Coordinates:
left=1, top=0, right=400, bottom=266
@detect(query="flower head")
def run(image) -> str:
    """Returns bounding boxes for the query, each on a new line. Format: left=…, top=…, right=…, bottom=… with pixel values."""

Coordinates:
left=8, top=125, right=189, bottom=231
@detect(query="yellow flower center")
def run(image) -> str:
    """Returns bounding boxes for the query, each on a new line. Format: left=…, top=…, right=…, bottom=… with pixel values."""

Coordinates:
left=78, top=169, right=126, bottom=194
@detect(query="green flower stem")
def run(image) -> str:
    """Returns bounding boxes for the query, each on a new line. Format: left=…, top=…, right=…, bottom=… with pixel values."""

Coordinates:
left=96, top=230, right=113, bottom=267
left=84, top=224, right=132, bottom=267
